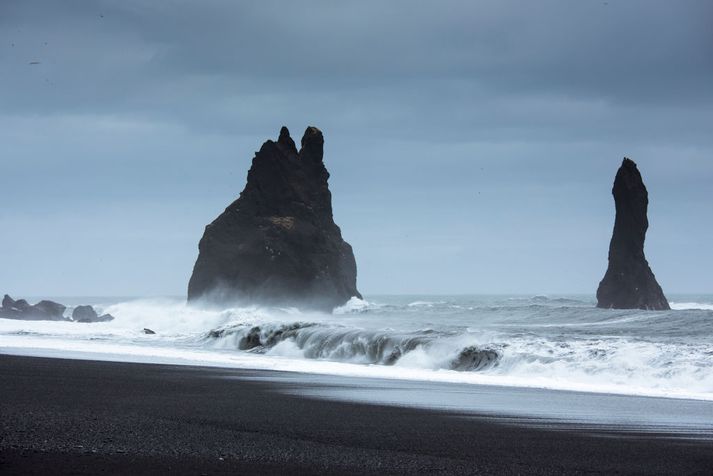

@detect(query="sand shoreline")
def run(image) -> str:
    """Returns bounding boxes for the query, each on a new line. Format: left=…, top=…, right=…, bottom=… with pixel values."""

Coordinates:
left=2, top=354, right=712, bottom=475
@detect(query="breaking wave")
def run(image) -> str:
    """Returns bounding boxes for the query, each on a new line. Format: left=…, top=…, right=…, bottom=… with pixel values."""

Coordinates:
left=205, top=322, right=501, bottom=371
left=670, top=301, right=713, bottom=311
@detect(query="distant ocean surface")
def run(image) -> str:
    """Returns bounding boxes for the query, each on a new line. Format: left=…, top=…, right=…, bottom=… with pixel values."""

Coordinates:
left=2, top=294, right=712, bottom=401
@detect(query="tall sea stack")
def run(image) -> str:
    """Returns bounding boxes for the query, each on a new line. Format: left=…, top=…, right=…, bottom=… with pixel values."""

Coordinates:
left=188, top=126, right=361, bottom=311
left=596, top=158, right=669, bottom=310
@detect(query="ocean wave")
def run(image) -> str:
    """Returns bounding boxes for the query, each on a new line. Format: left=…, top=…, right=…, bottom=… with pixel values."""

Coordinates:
left=407, top=300, right=447, bottom=307
left=333, top=297, right=373, bottom=314
left=204, top=322, right=501, bottom=372
left=670, top=302, right=713, bottom=311
left=495, top=336, right=713, bottom=397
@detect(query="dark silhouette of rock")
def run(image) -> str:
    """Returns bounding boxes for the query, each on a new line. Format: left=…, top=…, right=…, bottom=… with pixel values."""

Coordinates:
left=596, top=158, right=670, bottom=310
left=72, top=305, right=98, bottom=321
left=2, top=295, right=15, bottom=309
left=0, top=294, right=68, bottom=321
left=143, top=328, right=156, bottom=335
left=13, top=299, right=30, bottom=311
left=72, top=305, right=115, bottom=323
left=33, top=300, right=66, bottom=318
left=450, top=346, right=501, bottom=371
left=187, top=126, right=361, bottom=311
left=2, top=295, right=30, bottom=313
left=0, top=295, right=114, bottom=322
left=0, top=295, right=21, bottom=319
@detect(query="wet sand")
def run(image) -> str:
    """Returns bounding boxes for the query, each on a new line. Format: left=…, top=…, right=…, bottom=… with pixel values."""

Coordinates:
left=1, top=354, right=712, bottom=475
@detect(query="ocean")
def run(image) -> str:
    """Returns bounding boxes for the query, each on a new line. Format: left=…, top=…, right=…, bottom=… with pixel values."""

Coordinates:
left=1, top=294, right=712, bottom=402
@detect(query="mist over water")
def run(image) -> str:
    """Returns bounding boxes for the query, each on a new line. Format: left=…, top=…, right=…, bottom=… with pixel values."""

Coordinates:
left=1, top=294, right=712, bottom=400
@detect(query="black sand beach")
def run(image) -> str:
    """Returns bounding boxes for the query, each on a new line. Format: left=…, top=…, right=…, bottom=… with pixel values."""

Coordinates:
left=1, top=354, right=712, bottom=475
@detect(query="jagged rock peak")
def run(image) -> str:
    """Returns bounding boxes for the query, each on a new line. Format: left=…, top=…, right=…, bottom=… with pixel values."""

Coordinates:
left=300, top=126, right=324, bottom=162
left=277, top=126, right=297, bottom=155
left=596, top=158, right=669, bottom=310
left=187, top=126, right=361, bottom=311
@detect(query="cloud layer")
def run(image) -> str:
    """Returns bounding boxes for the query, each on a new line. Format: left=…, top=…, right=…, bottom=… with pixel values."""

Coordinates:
left=1, top=0, right=711, bottom=295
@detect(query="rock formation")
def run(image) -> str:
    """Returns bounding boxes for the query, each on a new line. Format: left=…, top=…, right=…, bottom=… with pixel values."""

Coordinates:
left=1, top=295, right=68, bottom=321
left=187, top=126, right=361, bottom=311
left=0, top=295, right=114, bottom=322
left=72, top=305, right=97, bottom=322
left=596, top=158, right=670, bottom=310
left=72, top=305, right=114, bottom=323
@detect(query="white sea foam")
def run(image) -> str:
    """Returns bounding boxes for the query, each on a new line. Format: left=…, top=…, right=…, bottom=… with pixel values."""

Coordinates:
left=333, top=296, right=372, bottom=314
left=670, top=302, right=713, bottom=311
left=407, top=300, right=446, bottom=307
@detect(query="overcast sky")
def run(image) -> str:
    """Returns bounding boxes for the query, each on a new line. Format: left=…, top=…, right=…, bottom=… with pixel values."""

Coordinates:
left=1, top=0, right=711, bottom=297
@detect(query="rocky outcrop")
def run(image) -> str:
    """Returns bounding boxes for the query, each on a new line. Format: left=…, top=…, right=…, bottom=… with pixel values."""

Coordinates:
left=188, top=126, right=361, bottom=311
left=596, top=158, right=670, bottom=310
left=0, top=295, right=114, bottom=322
left=0, top=295, right=68, bottom=321
left=3, top=295, right=30, bottom=312
left=72, top=305, right=97, bottom=321
left=72, top=305, right=114, bottom=323
left=450, top=346, right=501, bottom=371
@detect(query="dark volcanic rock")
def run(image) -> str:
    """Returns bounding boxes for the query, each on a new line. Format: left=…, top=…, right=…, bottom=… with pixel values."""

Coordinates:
left=2, top=295, right=30, bottom=312
left=71, top=305, right=115, bottom=323
left=2, top=294, right=15, bottom=309
left=0, top=295, right=113, bottom=322
left=33, top=300, right=67, bottom=319
left=0, top=294, right=68, bottom=321
left=450, top=346, right=501, bottom=371
left=187, top=126, right=361, bottom=311
left=13, top=299, right=31, bottom=311
left=596, top=158, right=670, bottom=310
left=72, top=305, right=98, bottom=322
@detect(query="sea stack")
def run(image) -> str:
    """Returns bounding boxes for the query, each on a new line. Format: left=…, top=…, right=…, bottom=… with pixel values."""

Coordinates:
left=596, top=158, right=669, bottom=310
left=187, top=126, right=361, bottom=311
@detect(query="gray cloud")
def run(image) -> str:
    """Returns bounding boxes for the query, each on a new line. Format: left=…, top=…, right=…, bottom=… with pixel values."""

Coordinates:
left=0, top=0, right=711, bottom=295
